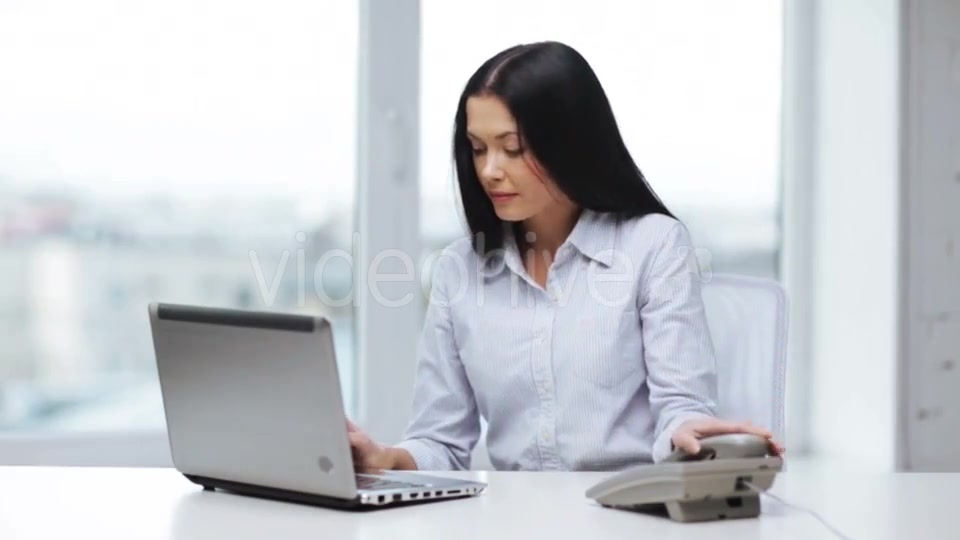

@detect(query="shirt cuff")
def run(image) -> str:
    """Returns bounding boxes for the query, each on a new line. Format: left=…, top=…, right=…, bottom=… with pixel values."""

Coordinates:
left=651, top=411, right=715, bottom=463
left=394, top=438, right=456, bottom=471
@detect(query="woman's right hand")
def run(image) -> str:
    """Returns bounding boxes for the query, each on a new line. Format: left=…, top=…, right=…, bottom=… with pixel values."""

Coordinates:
left=346, top=418, right=395, bottom=473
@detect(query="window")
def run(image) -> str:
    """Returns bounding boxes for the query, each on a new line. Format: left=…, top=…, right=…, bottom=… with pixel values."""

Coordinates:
left=0, top=1, right=358, bottom=435
left=420, top=0, right=783, bottom=279
left=1, top=0, right=786, bottom=464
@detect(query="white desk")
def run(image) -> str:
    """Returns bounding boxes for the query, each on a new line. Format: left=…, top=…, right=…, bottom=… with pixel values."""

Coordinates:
left=0, top=466, right=957, bottom=539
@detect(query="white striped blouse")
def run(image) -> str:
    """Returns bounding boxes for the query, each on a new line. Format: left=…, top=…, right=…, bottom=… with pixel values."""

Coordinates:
left=395, top=210, right=718, bottom=471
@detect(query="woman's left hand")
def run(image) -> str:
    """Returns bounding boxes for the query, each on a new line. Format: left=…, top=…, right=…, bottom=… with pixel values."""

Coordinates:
left=671, top=418, right=785, bottom=456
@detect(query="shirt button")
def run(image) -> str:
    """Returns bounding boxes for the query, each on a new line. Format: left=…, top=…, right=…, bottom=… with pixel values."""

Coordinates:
left=541, top=430, right=551, bottom=443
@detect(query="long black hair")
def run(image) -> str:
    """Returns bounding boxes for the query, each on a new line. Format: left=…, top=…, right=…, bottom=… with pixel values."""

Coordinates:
left=453, top=41, right=674, bottom=255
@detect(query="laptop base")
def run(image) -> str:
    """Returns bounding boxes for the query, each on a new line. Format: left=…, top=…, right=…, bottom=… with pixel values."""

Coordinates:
left=184, top=474, right=474, bottom=511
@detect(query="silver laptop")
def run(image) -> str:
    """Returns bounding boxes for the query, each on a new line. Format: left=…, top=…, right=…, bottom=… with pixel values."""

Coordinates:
left=147, top=303, right=486, bottom=508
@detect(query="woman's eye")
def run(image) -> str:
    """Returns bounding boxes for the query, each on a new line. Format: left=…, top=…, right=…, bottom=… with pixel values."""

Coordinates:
left=505, top=148, right=524, bottom=157
left=471, top=147, right=486, bottom=156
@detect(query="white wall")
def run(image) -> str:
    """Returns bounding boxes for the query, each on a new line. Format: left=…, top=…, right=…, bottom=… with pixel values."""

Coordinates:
left=899, top=0, right=960, bottom=471
left=809, top=0, right=900, bottom=469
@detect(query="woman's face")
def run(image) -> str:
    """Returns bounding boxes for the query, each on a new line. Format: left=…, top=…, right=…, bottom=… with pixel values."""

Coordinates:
left=466, top=95, right=569, bottom=222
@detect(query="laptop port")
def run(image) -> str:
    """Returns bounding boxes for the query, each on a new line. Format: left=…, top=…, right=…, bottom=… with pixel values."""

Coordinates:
left=409, top=493, right=419, bottom=499
left=448, top=489, right=461, bottom=495
left=434, top=491, right=441, bottom=497
left=378, top=495, right=386, bottom=504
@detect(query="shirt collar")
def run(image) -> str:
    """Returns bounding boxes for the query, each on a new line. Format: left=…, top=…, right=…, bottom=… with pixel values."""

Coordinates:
left=565, top=209, right=617, bottom=267
left=480, top=209, right=617, bottom=278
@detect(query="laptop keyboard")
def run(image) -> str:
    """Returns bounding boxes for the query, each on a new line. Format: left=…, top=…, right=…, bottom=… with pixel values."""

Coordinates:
left=355, top=475, right=425, bottom=491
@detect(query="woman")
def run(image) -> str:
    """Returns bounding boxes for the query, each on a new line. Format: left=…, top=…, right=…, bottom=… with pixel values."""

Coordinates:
left=349, top=41, right=784, bottom=471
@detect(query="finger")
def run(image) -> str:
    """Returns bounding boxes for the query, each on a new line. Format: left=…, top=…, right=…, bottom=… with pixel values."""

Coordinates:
left=346, top=418, right=360, bottom=433
left=739, top=423, right=774, bottom=439
left=350, top=444, right=368, bottom=468
left=690, top=420, right=747, bottom=436
left=742, top=421, right=771, bottom=434
left=690, top=419, right=753, bottom=434
left=698, top=421, right=773, bottom=439
left=770, top=439, right=786, bottom=455
left=672, top=431, right=702, bottom=455
left=347, top=431, right=366, bottom=449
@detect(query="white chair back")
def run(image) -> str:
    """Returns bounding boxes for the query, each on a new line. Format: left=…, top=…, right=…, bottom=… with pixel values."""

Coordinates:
left=701, top=273, right=788, bottom=443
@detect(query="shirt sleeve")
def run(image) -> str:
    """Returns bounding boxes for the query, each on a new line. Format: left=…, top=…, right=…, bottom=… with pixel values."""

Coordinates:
left=639, top=220, right=719, bottom=462
left=394, top=253, right=481, bottom=470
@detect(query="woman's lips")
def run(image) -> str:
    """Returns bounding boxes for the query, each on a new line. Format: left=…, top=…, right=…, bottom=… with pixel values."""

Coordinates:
left=489, top=193, right=518, bottom=203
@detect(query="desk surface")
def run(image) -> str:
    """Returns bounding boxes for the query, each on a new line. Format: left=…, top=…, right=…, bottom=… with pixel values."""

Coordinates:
left=1, top=466, right=958, bottom=539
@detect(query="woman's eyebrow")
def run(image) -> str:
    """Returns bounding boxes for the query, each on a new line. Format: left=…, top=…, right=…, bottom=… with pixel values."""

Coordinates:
left=466, top=130, right=518, bottom=140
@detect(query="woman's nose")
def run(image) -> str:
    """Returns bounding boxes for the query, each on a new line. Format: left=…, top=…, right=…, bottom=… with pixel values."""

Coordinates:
left=481, top=154, right=504, bottom=180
